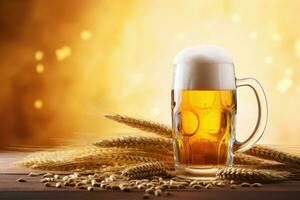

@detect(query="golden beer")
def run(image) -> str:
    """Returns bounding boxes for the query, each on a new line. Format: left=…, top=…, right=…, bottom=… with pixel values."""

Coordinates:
left=171, top=90, right=236, bottom=175
left=172, top=45, right=268, bottom=178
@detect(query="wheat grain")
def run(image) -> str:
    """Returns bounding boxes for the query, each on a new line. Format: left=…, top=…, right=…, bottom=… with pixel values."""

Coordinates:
left=105, top=114, right=172, bottom=138
left=244, top=145, right=300, bottom=166
left=17, top=178, right=26, bottom=182
left=240, top=182, right=251, bottom=187
left=28, top=172, right=41, bottom=177
left=93, top=136, right=172, bottom=153
left=217, top=167, right=290, bottom=182
left=121, top=162, right=167, bottom=179
left=44, top=182, right=51, bottom=187
left=252, top=183, right=263, bottom=187
left=55, top=182, right=62, bottom=188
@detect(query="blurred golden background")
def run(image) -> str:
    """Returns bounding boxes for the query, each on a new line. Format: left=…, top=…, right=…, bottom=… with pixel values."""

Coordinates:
left=0, top=0, right=299, bottom=149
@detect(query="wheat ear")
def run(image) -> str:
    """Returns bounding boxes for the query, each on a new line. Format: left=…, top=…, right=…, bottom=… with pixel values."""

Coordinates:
left=105, top=114, right=172, bottom=138
left=234, top=153, right=274, bottom=166
left=253, top=163, right=300, bottom=173
left=94, top=136, right=282, bottom=167
left=20, top=146, right=174, bottom=171
left=19, top=146, right=116, bottom=168
left=121, top=162, right=167, bottom=179
left=93, top=137, right=273, bottom=166
left=78, top=165, right=129, bottom=174
left=92, top=135, right=299, bottom=171
left=73, top=150, right=174, bottom=168
left=244, top=145, right=300, bottom=166
left=217, top=167, right=290, bottom=182
left=106, top=114, right=300, bottom=167
left=93, top=136, right=172, bottom=153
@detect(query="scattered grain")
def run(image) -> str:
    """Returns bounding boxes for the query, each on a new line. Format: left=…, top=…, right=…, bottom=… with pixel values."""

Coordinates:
left=28, top=172, right=40, bottom=177
left=252, top=183, right=263, bottom=187
left=17, top=178, right=26, bottom=182
left=241, top=182, right=251, bottom=187
left=55, top=182, right=62, bottom=188
left=44, top=182, right=51, bottom=187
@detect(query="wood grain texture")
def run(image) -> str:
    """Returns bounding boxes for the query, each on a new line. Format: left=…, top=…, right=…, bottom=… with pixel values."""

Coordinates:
left=0, top=151, right=300, bottom=200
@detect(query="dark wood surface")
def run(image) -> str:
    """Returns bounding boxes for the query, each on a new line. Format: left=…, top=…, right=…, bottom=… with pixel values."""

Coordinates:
left=0, top=151, right=300, bottom=200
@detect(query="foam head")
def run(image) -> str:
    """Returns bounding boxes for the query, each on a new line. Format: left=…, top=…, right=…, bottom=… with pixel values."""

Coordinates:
left=172, top=45, right=236, bottom=90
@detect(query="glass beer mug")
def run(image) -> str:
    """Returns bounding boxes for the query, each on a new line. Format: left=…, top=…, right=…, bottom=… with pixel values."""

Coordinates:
left=171, top=45, right=268, bottom=179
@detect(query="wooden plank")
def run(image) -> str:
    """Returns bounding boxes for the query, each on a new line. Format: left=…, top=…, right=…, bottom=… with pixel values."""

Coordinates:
left=0, top=174, right=300, bottom=200
left=0, top=188, right=299, bottom=200
left=0, top=151, right=299, bottom=200
left=1, top=173, right=300, bottom=192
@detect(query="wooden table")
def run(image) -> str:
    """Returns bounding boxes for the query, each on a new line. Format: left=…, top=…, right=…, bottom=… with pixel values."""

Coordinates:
left=0, top=151, right=299, bottom=200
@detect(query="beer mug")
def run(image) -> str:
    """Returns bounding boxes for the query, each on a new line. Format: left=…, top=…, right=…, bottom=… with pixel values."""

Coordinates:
left=171, top=45, right=268, bottom=179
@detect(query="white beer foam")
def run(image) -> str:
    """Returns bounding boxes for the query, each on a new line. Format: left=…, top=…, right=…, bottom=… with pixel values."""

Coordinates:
left=172, top=45, right=236, bottom=90
left=174, top=45, right=233, bottom=64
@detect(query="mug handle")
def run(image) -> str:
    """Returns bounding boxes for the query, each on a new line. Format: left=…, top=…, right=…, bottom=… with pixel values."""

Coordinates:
left=234, top=78, right=268, bottom=152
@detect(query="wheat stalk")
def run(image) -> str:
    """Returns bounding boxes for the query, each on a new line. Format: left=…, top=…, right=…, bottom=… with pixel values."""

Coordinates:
left=93, top=136, right=172, bottom=153
left=121, top=162, right=167, bottom=179
left=244, top=145, right=300, bottom=167
left=93, top=137, right=274, bottom=167
left=31, top=161, right=109, bottom=171
left=73, top=150, right=174, bottom=168
left=92, top=136, right=274, bottom=166
left=20, top=146, right=174, bottom=171
left=17, top=114, right=300, bottom=184
left=94, top=135, right=299, bottom=169
left=217, top=167, right=291, bottom=182
left=234, top=153, right=275, bottom=166
left=20, top=140, right=288, bottom=173
left=105, top=114, right=172, bottom=138
left=19, top=147, right=298, bottom=182
left=91, top=135, right=271, bottom=167
left=19, top=146, right=115, bottom=168
left=105, top=114, right=300, bottom=167
left=232, top=163, right=300, bottom=176
left=253, top=163, right=300, bottom=173
left=76, top=165, right=129, bottom=174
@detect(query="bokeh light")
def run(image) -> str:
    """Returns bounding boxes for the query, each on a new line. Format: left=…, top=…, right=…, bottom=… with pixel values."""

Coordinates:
left=35, top=64, right=44, bottom=74
left=1, top=0, right=300, bottom=149
left=277, top=78, right=293, bottom=93
left=56, top=46, right=72, bottom=61
left=248, top=31, right=258, bottom=40
left=271, top=32, right=282, bottom=42
left=35, top=51, right=44, bottom=61
left=231, top=14, right=241, bottom=24
left=81, top=30, right=92, bottom=41
left=34, top=99, right=43, bottom=110
left=264, top=56, right=273, bottom=65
